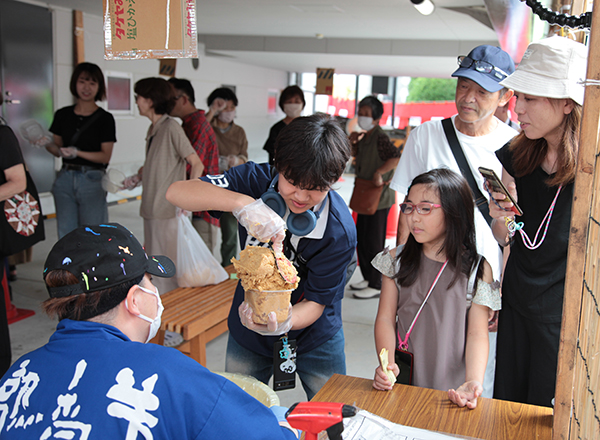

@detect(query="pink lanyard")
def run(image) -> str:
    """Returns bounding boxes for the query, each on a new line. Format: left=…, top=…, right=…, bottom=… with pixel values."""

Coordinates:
left=507, top=185, right=562, bottom=250
left=397, top=260, right=448, bottom=351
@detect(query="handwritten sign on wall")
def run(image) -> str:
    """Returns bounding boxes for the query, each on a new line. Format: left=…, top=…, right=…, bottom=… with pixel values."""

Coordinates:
left=104, top=0, right=198, bottom=60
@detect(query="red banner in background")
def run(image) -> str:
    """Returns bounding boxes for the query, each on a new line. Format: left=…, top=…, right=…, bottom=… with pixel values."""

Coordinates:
left=325, top=96, right=457, bottom=130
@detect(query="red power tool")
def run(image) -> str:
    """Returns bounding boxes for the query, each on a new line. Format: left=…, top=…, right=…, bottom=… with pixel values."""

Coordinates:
left=285, top=401, right=357, bottom=440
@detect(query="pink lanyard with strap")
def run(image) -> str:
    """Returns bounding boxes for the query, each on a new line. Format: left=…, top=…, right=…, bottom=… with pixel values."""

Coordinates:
left=397, top=260, right=448, bottom=351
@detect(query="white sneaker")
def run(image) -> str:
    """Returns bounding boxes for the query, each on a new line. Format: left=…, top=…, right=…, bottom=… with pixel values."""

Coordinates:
left=350, top=280, right=369, bottom=290
left=164, top=330, right=184, bottom=347
left=352, top=288, right=380, bottom=299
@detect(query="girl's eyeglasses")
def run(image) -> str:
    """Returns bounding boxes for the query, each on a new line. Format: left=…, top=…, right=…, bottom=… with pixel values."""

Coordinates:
left=457, top=56, right=509, bottom=80
left=400, top=202, right=442, bottom=215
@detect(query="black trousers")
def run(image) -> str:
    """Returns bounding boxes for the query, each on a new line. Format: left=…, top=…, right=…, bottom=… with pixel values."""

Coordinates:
left=0, top=259, right=11, bottom=376
left=493, top=300, right=561, bottom=407
left=356, top=207, right=390, bottom=290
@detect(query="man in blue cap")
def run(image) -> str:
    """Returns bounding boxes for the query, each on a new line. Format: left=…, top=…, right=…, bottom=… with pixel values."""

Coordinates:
left=389, top=45, right=518, bottom=398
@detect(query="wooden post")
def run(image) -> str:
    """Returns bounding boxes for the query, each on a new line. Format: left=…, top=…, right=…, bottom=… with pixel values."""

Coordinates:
left=553, top=3, right=600, bottom=439
left=73, top=10, right=84, bottom=65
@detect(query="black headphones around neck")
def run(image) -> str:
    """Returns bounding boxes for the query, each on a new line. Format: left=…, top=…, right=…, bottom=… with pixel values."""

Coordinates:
left=260, top=175, right=327, bottom=237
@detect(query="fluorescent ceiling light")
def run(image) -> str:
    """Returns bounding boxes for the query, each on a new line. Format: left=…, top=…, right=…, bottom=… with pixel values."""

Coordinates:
left=411, top=0, right=435, bottom=16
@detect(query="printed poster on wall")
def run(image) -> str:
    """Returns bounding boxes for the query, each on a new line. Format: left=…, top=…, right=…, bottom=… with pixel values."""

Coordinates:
left=104, top=0, right=198, bottom=60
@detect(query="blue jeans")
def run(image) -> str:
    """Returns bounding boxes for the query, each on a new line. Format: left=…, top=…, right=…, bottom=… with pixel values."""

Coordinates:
left=225, top=328, right=346, bottom=400
left=52, top=168, right=108, bottom=239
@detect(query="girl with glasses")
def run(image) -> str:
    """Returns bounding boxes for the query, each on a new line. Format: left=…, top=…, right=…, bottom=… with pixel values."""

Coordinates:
left=372, top=168, right=500, bottom=409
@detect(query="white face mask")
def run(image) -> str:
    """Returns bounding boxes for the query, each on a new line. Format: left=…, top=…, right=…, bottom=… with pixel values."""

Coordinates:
left=126, top=284, right=163, bottom=343
left=283, top=103, right=303, bottom=119
left=218, top=110, right=236, bottom=124
left=357, top=116, right=375, bottom=131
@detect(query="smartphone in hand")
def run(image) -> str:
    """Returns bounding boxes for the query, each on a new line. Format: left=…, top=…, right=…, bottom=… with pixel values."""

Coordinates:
left=478, top=167, right=523, bottom=216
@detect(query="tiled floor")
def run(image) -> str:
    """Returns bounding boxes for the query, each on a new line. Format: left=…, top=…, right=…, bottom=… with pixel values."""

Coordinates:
left=6, top=172, right=392, bottom=407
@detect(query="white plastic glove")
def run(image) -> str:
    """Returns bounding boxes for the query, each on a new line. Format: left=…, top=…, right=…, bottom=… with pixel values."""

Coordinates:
left=239, top=302, right=293, bottom=336
left=227, top=154, right=241, bottom=169
left=60, top=146, right=78, bottom=159
left=32, top=135, right=52, bottom=148
left=270, top=405, right=289, bottom=422
left=218, top=155, right=229, bottom=173
left=232, top=198, right=286, bottom=244
left=270, top=406, right=299, bottom=438
left=121, top=174, right=141, bottom=190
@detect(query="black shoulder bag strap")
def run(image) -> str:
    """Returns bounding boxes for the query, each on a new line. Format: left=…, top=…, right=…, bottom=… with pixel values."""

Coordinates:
left=69, top=110, right=103, bottom=146
left=441, top=118, right=493, bottom=228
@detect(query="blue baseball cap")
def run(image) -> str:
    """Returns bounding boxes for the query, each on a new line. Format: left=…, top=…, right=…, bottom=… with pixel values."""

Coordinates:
left=452, top=45, right=516, bottom=92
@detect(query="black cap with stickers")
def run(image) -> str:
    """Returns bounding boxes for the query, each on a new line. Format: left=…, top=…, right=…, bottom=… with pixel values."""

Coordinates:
left=43, top=223, right=175, bottom=298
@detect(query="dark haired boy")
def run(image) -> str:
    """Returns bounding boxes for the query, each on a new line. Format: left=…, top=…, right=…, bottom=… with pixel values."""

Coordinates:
left=167, top=114, right=357, bottom=399
left=0, top=223, right=298, bottom=439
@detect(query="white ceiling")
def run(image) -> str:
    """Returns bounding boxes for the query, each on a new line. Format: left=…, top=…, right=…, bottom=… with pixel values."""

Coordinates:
left=44, top=0, right=526, bottom=78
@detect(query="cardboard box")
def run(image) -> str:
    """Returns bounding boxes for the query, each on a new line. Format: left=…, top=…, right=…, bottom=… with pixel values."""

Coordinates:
left=104, top=0, right=198, bottom=60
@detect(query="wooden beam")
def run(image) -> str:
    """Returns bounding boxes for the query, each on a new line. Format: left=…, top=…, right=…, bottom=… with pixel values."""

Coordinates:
left=553, top=3, right=600, bottom=439
left=73, top=10, right=84, bottom=65
left=569, top=0, right=586, bottom=15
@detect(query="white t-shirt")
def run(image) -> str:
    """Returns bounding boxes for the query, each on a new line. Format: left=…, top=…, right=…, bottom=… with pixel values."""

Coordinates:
left=390, top=115, right=518, bottom=280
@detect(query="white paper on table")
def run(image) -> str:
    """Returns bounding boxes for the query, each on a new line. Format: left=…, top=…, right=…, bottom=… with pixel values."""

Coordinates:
left=340, top=410, right=483, bottom=440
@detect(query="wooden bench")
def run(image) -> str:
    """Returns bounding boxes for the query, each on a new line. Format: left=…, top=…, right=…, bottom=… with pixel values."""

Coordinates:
left=151, top=265, right=238, bottom=366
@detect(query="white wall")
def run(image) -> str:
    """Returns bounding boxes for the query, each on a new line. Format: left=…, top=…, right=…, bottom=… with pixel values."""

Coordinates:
left=47, top=8, right=288, bottom=207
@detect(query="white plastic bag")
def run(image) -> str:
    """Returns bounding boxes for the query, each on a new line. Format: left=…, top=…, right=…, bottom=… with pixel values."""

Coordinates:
left=176, top=212, right=228, bottom=287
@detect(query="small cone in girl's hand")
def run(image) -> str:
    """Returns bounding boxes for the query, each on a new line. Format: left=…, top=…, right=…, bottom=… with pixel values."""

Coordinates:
left=379, top=348, right=397, bottom=385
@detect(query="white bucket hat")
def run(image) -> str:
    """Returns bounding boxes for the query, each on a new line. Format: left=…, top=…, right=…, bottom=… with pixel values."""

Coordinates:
left=499, top=36, right=588, bottom=105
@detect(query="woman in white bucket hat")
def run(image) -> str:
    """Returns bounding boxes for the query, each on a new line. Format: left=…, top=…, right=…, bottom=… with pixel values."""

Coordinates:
left=485, top=36, right=587, bottom=407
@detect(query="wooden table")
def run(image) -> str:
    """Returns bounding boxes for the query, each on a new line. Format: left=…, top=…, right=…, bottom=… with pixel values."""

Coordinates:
left=312, top=374, right=553, bottom=440
left=151, top=265, right=237, bottom=366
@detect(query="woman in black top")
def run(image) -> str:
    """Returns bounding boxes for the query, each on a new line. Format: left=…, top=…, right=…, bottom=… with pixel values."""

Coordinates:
left=46, top=63, right=116, bottom=238
left=487, top=37, right=587, bottom=407
left=263, top=85, right=305, bottom=165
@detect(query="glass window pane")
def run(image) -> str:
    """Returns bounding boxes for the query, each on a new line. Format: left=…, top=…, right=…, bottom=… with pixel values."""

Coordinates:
left=394, top=76, right=411, bottom=128
left=300, top=72, right=316, bottom=92
left=356, top=75, right=394, bottom=128
left=300, top=72, right=357, bottom=120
